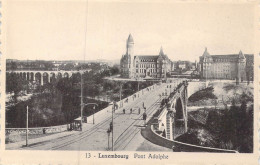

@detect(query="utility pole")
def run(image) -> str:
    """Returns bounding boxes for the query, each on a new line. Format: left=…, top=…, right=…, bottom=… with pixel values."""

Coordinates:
left=111, top=103, right=114, bottom=151
left=120, top=83, right=122, bottom=107
left=26, top=106, right=29, bottom=146
left=93, top=106, right=95, bottom=124
left=80, top=72, right=83, bottom=131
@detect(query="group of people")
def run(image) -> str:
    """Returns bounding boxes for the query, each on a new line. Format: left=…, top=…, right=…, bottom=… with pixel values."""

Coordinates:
left=121, top=102, right=147, bottom=125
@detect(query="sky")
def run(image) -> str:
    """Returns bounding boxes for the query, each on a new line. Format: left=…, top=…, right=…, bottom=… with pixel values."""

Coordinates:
left=6, top=0, right=257, bottom=62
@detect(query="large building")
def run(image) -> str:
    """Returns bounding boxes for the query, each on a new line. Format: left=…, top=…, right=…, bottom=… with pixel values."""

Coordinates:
left=120, top=34, right=172, bottom=79
left=199, top=48, right=254, bottom=81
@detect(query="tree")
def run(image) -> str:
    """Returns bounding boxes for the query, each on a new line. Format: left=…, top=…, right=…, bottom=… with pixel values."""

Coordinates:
left=64, top=63, right=75, bottom=71
left=43, top=62, right=55, bottom=71
left=10, top=61, right=17, bottom=70
left=6, top=73, right=28, bottom=102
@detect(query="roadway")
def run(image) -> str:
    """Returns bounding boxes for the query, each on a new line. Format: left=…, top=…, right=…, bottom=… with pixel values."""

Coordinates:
left=21, top=83, right=173, bottom=151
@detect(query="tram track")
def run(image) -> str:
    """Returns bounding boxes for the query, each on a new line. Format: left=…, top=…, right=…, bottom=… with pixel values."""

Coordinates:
left=24, top=84, right=167, bottom=150
left=51, top=92, right=161, bottom=150
left=114, top=99, right=161, bottom=150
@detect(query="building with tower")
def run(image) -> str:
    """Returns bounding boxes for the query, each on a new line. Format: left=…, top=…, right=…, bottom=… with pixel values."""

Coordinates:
left=199, top=48, right=254, bottom=82
left=120, top=34, right=172, bottom=79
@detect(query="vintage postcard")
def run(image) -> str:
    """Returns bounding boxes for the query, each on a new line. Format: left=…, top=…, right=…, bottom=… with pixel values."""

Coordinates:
left=0, top=0, right=259, bottom=164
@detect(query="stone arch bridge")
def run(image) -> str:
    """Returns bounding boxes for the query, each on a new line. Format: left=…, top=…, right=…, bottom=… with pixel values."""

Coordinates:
left=6, top=70, right=90, bottom=86
left=153, top=80, right=188, bottom=140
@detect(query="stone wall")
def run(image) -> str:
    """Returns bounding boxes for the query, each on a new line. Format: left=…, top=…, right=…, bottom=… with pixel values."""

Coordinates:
left=5, top=124, right=68, bottom=135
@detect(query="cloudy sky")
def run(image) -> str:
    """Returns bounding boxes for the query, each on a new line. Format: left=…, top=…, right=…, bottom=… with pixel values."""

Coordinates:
left=6, top=0, right=257, bottom=62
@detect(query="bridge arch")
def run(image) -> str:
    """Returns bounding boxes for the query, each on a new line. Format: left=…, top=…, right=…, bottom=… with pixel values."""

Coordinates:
left=63, top=72, right=69, bottom=78
left=30, top=72, right=34, bottom=81
left=175, top=98, right=184, bottom=120
left=57, top=72, right=63, bottom=79
left=50, top=72, right=56, bottom=83
left=26, top=72, right=30, bottom=81
left=22, top=72, right=27, bottom=80
left=35, top=72, right=42, bottom=85
left=42, top=72, right=50, bottom=85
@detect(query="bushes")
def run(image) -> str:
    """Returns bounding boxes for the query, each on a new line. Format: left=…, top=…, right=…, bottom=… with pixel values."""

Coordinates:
left=188, top=87, right=217, bottom=103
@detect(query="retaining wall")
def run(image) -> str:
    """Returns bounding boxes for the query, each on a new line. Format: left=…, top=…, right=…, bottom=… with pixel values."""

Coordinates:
left=5, top=124, right=68, bottom=135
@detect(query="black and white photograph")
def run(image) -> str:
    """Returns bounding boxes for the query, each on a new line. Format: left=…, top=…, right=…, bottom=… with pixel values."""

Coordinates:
left=1, top=0, right=259, bottom=164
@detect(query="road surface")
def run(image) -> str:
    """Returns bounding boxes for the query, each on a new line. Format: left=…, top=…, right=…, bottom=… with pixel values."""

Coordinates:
left=18, top=83, right=172, bottom=151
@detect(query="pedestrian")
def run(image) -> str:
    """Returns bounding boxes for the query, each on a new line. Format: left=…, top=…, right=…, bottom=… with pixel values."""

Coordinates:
left=43, top=128, right=46, bottom=134
left=143, top=112, right=147, bottom=125
left=138, top=107, right=141, bottom=114
left=142, top=102, right=145, bottom=108
left=130, top=108, right=132, bottom=114
left=144, top=107, right=146, bottom=112
left=123, top=109, right=125, bottom=114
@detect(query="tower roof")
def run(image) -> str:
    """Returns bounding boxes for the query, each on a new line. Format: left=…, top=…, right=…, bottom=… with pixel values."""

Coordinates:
left=159, top=46, right=164, bottom=56
left=203, top=47, right=210, bottom=56
left=238, top=50, right=245, bottom=59
left=127, top=34, right=134, bottom=43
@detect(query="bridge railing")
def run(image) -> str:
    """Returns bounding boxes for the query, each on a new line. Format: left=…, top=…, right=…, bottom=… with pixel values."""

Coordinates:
left=85, top=83, right=160, bottom=123
left=150, top=124, right=237, bottom=153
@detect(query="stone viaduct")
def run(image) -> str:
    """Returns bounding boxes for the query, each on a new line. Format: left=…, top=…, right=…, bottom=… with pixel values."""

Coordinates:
left=6, top=70, right=90, bottom=86
left=153, top=80, right=189, bottom=140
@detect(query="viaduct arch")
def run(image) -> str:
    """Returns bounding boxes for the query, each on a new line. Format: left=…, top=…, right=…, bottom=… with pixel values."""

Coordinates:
left=6, top=70, right=89, bottom=86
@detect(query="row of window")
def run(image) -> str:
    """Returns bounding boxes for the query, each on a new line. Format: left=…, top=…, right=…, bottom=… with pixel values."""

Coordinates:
left=136, top=63, right=157, bottom=68
left=135, top=69, right=165, bottom=73
left=138, top=59, right=156, bottom=62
